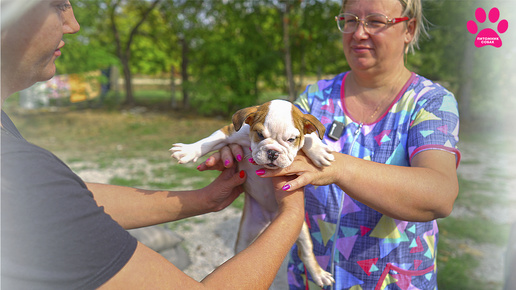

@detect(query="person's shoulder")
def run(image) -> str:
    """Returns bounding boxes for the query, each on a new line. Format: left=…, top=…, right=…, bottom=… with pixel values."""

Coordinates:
left=411, top=74, right=454, bottom=95
left=409, top=73, right=456, bottom=104
left=1, top=130, right=80, bottom=189
left=2, top=129, right=56, bottom=161
left=313, top=72, right=346, bottom=88
left=303, top=72, right=347, bottom=98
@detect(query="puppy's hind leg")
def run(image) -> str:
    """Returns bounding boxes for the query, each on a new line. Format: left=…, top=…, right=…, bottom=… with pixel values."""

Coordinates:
left=234, top=194, right=273, bottom=253
left=296, top=222, right=334, bottom=287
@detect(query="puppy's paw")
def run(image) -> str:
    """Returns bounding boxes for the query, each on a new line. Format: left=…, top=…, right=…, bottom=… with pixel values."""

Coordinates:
left=304, top=143, right=334, bottom=167
left=312, top=269, right=335, bottom=287
left=170, top=143, right=202, bottom=164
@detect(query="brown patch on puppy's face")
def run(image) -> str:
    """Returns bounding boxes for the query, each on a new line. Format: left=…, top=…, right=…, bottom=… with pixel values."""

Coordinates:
left=291, top=105, right=326, bottom=140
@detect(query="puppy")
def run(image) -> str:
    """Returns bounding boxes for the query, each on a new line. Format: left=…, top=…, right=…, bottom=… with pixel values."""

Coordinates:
left=170, top=99, right=335, bottom=287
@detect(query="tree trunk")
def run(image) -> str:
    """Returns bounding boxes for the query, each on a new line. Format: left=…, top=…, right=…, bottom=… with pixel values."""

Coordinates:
left=170, top=65, right=177, bottom=109
left=283, top=2, right=295, bottom=102
left=181, top=38, right=190, bottom=110
left=109, top=0, right=162, bottom=107
left=121, top=56, right=135, bottom=106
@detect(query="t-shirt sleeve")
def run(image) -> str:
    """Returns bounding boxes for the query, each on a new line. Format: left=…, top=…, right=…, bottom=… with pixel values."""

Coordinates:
left=407, top=84, right=461, bottom=167
left=1, top=140, right=137, bottom=290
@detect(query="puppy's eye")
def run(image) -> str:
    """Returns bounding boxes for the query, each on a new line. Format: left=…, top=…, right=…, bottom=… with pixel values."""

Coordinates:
left=257, top=132, right=265, bottom=140
left=287, top=137, right=297, bottom=143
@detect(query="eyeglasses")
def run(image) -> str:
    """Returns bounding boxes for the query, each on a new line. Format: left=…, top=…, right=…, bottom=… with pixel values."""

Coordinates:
left=335, top=13, right=409, bottom=35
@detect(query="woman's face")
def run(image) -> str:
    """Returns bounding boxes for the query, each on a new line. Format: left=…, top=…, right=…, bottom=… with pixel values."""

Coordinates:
left=1, top=0, right=80, bottom=96
left=341, top=0, right=414, bottom=74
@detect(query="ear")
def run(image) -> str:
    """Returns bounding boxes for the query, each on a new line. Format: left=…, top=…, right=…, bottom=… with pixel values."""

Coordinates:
left=303, top=114, right=326, bottom=140
left=232, top=106, right=259, bottom=131
left=404, top=18, right=416, bottom=45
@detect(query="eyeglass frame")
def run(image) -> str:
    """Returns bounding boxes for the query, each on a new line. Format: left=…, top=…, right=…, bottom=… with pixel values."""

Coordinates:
left=335, top=13, right=410, bottom=34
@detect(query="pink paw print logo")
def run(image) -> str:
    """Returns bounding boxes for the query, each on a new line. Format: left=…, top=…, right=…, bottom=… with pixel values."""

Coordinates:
left=467, top=7, right=508, bottom=48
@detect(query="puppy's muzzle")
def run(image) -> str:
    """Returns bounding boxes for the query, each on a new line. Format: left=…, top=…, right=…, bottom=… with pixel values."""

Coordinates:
left=267, top=149, right=279, bottom=162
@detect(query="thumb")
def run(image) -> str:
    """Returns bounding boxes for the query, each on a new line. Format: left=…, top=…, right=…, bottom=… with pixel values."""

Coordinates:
left=224, top=169, right=246, bottom=186
left=235, top=170, right=247, bottom=184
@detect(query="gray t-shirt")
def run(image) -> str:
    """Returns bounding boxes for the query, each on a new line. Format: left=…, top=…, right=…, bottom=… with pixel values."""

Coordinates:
left=1, top=110, right=137, bottom=289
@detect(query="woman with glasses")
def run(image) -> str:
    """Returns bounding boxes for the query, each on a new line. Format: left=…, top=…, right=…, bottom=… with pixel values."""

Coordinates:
left=253, top=0, right=460, bottom=288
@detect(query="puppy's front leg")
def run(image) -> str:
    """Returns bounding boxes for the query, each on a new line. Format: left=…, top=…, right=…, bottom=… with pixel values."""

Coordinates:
left=170, top=125, right=249, bottom=164
left=302, top=133, right=334, bottom=167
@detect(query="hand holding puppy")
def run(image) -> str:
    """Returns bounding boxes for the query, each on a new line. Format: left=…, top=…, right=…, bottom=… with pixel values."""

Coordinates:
left=257, top=150, right=338, bottom=192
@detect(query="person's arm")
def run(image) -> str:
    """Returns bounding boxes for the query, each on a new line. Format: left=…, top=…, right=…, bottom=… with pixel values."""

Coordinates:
left=261, top=149, right=459, bottom=222
left=98, top=176, right=304, bottom=289
left=87, top=165, right=245, bottom=229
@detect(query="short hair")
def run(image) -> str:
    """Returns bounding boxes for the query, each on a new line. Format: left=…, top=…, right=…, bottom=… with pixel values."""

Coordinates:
left=341, top=0, right=429, bottom=54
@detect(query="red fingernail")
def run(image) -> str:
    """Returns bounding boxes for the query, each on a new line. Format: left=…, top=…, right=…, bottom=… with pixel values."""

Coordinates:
left=239, top=170, right=245, bottom=178
left=224, top=160, right=230, bottom=167
left=248, top=158, right=254, bottom=163
left=256, top=169, right=265, bottom=176
left=282, top=184, right=291, bottom=191
left=236, top=154, right=242, bottom=162
left=197, top=165, right=202, bottom=170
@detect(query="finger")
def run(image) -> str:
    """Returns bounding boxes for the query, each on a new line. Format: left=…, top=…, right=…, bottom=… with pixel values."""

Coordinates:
left=229, top=144, right=244, bottom=162
left=219, top=146, right=234, bottom=168
left=281, top=174, right=310, bottom=192
left=255, top=167, right=292, bottom=178
left=222, top=166, right=247, bottom=186
left=198, top=152, right=224, bottom=171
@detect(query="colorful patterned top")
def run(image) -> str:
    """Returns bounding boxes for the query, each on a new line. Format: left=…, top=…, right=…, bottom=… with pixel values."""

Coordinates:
left=288, top=72, right=460, bottom=290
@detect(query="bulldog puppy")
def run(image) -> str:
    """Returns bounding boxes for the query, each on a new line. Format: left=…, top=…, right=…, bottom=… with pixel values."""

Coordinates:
left=170, top=99, right=335, bottom=287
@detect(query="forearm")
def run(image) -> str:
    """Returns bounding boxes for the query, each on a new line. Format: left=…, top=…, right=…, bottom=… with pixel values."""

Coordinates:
left=98, top=187, right=304, bottom=290
left=86, top=183, right=210, bottom=229
left=202, top=191, right=304, bottom=288
left=333, top=150, right=459, bottom=221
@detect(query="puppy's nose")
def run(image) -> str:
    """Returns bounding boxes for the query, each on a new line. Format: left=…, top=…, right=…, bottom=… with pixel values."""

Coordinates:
left=267, top=149, right=279, bottom=161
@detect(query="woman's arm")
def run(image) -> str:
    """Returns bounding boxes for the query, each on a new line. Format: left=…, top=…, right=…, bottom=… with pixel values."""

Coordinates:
left=261, top=149, right=459, bottom=222
left=87, top=165, right=245, bottom=229
left=98, top=177, right=305, bottom=289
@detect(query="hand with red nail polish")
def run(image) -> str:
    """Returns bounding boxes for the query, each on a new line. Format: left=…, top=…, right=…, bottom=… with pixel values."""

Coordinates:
left=201, top=164, right=246, bottom=213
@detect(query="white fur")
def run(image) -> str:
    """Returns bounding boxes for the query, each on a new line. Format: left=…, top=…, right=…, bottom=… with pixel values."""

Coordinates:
left=170, top=101, right=335, bottom=287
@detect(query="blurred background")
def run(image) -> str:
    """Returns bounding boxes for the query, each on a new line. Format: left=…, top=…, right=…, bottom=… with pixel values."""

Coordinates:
left=3, top=0, right=516, bottom=289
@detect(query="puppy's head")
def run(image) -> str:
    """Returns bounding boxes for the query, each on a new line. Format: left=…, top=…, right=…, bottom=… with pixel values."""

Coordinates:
left=233, top=100, right=325, bottom=169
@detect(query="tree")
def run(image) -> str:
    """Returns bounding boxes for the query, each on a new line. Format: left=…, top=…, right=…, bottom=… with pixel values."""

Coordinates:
left=281, top=0, right=296, bottom=101
left=108, top=0, right=162, bottom=106
left=159, top=0, right=208, bottom=110
left=190, top=0, right=284, bottom=115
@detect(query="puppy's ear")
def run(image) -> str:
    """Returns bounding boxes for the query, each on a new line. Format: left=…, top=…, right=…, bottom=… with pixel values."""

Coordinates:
left=303, top=114, right=326, bottom=140
left=232, top=106, right=259, bottom=131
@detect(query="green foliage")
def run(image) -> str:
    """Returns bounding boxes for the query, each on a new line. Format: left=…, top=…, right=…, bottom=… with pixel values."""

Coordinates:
left=57, top=0, right=516, bottom=126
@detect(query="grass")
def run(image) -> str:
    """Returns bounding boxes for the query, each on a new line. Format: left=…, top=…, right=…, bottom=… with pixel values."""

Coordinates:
left=436, top=172, right=512, bottom=289
left=4, top=90, right=511, bottom=289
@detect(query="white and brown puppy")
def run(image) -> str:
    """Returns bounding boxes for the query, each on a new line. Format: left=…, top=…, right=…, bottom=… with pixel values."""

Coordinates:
left=170, top=99, right=335, bottom=287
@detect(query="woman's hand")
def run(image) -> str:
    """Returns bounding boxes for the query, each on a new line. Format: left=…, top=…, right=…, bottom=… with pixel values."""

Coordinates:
left=257, top=151, right=338, bottom=192
left=202, top=164, right=246, bottom=212
left=197, top=144, right=245, bottom=172
left=271, top=175, right=305, bottom=213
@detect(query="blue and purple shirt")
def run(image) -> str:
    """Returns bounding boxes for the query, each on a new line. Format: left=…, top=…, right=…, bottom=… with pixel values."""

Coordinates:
left=288, top=72, right=460, bottom=290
